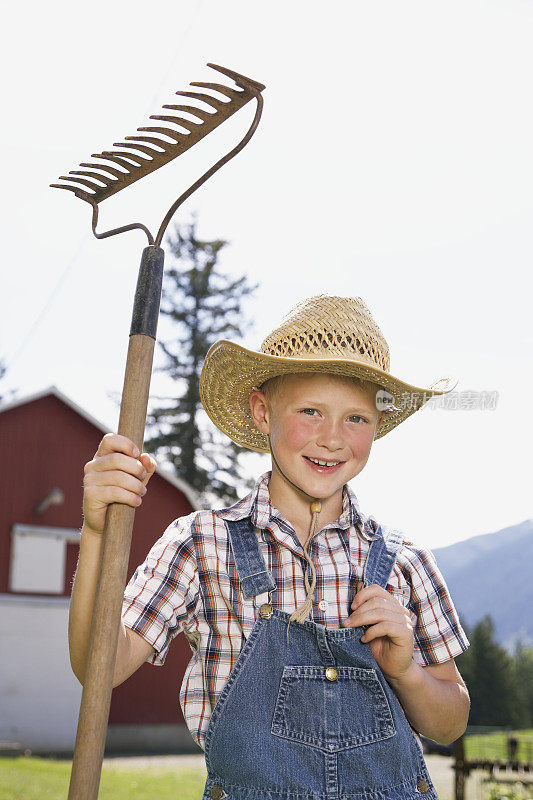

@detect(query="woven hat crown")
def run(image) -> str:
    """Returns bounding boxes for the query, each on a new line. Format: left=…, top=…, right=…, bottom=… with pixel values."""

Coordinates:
left=260, top=295, right=390, bottom=372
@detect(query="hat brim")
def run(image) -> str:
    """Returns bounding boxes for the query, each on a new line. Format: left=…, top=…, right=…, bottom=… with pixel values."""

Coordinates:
left=199, top=341, right=455, bottom=453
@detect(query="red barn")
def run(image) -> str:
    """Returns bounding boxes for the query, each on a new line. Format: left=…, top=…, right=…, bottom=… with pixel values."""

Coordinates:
left=0, top=387, right=202, bottom=755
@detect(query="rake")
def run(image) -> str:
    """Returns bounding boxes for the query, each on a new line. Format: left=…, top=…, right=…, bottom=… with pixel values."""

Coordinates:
left=52, top=62, right=265, bottom=800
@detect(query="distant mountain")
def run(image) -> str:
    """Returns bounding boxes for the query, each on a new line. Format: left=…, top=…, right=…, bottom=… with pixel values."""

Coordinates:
left=433, top=520, right=533, bottom=652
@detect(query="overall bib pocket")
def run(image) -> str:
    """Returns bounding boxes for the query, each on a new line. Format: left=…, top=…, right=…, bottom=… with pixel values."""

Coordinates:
left=271, top=665, right=396, bottom=752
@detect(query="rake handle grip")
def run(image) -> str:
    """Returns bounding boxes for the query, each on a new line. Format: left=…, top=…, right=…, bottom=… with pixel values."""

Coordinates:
left=68, top=246, right=164, bottom=800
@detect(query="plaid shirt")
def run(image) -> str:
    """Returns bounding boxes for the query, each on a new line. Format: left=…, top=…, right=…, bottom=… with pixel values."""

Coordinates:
left=122, top=472, right=469, bottom=750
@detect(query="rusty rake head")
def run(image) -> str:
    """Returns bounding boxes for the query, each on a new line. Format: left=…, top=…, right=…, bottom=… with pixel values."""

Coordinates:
left=51, top=63, right=265, bottom=247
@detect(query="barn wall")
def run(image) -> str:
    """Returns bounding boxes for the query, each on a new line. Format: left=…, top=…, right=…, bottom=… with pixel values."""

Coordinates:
left=0, top=393, right=195, bottom=598
left=0, top=391, right=198, bottom=747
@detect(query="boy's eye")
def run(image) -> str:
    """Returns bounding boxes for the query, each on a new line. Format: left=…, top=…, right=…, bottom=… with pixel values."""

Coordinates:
left=300, top=408, right=319, bottom=416
left=348, top=415, right=367, bottom=424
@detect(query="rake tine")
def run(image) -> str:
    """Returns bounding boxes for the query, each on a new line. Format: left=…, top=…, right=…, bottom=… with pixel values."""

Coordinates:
left=206, top=62, right=266, bottom=91
left=190, top=81, right=235, bottom=100
left=113, top=142, right=164, bottom=158
left=58, top=175, right=101, bottom=193
left=149, top=114, right=200, bottom=133
left=161, top=104, right=213, bottom=122
left=91, top=153, right=139, bottom=171
left=174, top=90, right=225, bottom=110
left=50, top=183, right=88, bottom=198
left=101, top=150, right=148, bottom=166
left=79, top=161, right=126, bottom=180
left=136, top=126, right=182, bottom=142
left=124, top=135, right=172, bottom=151
left=70, top=170, right=116, bottom=186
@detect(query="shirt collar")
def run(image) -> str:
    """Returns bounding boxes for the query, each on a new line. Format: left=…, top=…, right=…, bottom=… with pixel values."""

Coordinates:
left=215, top=471, right=272, bottom=525
left=217, top=471, right=375, bottom=541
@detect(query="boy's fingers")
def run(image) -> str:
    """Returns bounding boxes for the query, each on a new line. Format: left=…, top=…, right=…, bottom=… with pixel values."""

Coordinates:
left=85, top=451, right=146, bottom=479
left=139, top=453, right=156, bottom=471
left=84, top=469, right=147, bottom=497
left=352, top=583, right=397, bottom=609
left=84, top=483, right=144, bottom=509
left=344, top=604, right=404, bottom=629
left=139, top=454, right=157, bottom=485
left=95, top=432, right=140, bottom=459
left=360, top=620, right=412, bottom=644
left=344, top=594, right=410, bottom=627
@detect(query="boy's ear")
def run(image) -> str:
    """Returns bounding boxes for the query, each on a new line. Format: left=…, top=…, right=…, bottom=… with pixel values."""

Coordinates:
left=249, top=389, right=271, bottom=434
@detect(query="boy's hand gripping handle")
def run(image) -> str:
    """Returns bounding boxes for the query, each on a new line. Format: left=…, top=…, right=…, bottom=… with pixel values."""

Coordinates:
left=68, top=246, right=164, bottom=800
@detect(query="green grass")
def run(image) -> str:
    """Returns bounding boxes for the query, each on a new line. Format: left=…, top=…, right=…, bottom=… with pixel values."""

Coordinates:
left=485, top=784, right=532, bottom=800
left=3, top=732, right=532, bottom=800
left=464, top=729, right=533, bottom=762
left=0, top=757, right=206, bottom=800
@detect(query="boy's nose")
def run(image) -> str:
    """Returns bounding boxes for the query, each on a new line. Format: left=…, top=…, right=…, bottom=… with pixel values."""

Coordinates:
left=317, top=421, right=344, bottom=450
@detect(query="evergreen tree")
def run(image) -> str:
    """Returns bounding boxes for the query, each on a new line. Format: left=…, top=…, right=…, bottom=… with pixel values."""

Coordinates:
left=457, top=616, right=527, bottom=728
left=514, top=642, right=533, bottom=727
left=146, top=221, right=258, bottom=507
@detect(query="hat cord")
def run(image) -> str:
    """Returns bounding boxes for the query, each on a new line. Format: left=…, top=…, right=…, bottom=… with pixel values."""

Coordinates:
left=268, top=436, right=326, bottom=641
left=267, top=417, right=381, bottom=640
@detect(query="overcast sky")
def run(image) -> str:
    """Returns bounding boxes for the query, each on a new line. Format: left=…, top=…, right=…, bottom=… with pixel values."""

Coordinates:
left=1, top=0, right=531, bottom=549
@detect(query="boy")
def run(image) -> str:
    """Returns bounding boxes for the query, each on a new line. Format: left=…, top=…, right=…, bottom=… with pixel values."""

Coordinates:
left=70, top=295, right=470, bottom=800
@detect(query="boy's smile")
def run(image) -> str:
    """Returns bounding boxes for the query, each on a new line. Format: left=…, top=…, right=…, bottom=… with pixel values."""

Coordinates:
left=249, top=373, right=383, bottom=534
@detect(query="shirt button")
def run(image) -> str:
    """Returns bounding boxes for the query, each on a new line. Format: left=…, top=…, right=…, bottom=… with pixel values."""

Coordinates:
left=318, top=599, right=328, bottom=611
left=417, top=778, right=430, bottom=794
left=210, top=786, right=225, bottom=800
left=325, top=667, right=338, bottom=681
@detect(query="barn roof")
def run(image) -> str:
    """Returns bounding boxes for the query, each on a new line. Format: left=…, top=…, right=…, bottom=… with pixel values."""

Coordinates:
left=0, top=386, right=199, bottom=510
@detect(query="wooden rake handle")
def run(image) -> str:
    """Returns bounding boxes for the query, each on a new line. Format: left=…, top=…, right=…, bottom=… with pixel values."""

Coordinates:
left=68, top=246, right=164, bottom=800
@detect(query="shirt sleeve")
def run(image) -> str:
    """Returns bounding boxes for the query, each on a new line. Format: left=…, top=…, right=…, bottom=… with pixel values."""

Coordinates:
left=122, top=513, right=200, bottom=666
left=395, top=541, right=470, bottom=666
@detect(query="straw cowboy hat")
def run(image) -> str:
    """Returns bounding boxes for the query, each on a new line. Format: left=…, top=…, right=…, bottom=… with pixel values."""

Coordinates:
left=199, top=295, right=454, bottom=453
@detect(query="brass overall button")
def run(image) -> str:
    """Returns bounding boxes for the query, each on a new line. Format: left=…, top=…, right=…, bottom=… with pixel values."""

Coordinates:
left=416, top=778, right=430, bottom=794
left=259, top=603, right=273, bottom=619
left=325, top=667, right=338, bottom=681
left=210, top=786, right=224, bottom=800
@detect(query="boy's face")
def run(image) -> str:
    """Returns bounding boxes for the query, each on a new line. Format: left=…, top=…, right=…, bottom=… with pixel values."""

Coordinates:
left=250, top=373, right=383, bottom=505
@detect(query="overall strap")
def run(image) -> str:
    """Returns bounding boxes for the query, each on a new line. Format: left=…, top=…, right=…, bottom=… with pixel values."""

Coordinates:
left=363, top=522, right=404, bottom=589
left=226, top=518, right=276, bottom=599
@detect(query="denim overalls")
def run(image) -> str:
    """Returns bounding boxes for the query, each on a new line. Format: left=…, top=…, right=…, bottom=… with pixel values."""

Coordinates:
left=201, top=518, right=438, bottom=800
